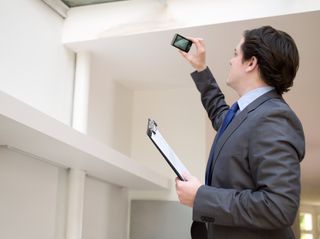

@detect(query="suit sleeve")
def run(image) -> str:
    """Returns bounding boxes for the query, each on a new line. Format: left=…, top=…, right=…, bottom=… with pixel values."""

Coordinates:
left=191, top=67, right=229, bottom=131
left=192, top=105, right=305, bottom=229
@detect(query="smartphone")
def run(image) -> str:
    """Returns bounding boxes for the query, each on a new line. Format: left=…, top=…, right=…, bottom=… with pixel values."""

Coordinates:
left=171, top=33, right=193, bottom=53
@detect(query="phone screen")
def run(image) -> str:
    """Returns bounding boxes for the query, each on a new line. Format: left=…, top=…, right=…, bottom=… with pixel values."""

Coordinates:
left=171, top=34, right=192, bottom=53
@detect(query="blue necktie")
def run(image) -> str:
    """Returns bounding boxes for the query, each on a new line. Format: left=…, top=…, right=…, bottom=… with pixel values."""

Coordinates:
left=205, top=102, right=239, bottom=185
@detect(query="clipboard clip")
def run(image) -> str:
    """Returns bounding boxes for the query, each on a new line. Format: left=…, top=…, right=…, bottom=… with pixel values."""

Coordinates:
left=147, top=118, right=157, bottom=136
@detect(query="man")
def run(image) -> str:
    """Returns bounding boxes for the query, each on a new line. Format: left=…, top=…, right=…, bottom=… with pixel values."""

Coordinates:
left=175, top=26, right=305, bottom=239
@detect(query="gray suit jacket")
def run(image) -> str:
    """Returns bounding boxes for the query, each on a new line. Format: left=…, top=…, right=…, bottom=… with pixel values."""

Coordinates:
left=190, top=68, right=305, bottom=239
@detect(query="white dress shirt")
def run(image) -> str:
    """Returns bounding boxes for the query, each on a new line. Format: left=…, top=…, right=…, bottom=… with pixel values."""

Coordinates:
left=237, top=86, right=274, bottom=112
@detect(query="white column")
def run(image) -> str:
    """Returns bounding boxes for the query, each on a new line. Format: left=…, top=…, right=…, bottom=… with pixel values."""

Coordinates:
left=72, top=52, right=91, bottom=134
left=66, top=169, right=86, bottom=239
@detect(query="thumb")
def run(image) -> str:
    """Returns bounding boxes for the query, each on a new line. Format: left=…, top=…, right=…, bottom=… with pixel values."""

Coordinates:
left=181, top=171, right=192, bottom=181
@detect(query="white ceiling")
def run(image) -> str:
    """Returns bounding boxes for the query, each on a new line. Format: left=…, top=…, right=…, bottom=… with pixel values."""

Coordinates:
left=69, top=10, right=320, bottom=204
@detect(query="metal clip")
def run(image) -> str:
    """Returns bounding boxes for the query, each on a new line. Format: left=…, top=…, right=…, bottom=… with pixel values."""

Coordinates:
left=148, top=118, right=157, bottom=134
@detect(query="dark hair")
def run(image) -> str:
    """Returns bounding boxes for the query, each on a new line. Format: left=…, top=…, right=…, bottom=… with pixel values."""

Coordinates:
left=241, top=26, right=299, bottom=95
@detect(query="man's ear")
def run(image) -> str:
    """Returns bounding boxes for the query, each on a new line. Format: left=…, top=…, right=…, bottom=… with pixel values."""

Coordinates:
left=245, top=56, right=258, bottom=72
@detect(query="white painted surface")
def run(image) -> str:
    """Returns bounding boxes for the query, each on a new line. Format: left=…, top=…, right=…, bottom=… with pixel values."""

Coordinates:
left=54, top=164, right=69, bottom=239
left=0, top=148, right=63, bottom=239
left=0, top=90, right=170, bottom=190
left=87, top=57, right=134, bottom=156
left=0, top=146, right=132, bottom=239
left=66, top=169, right=86, bottom=239
left=63, top=0, right=320, bottom=43
left=0, top=0, right=75, bottom=124
left=82, top=177, right=129, bottom=239
left=72, top=52, right=91, bottom=133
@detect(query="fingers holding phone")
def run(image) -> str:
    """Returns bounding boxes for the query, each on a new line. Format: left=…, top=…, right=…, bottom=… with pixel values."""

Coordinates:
left=171, top=34, right=207, bottom=72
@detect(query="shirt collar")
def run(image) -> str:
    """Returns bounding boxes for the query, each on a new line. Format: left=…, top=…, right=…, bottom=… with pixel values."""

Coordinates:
left=237, top=86, right=274, bottom=111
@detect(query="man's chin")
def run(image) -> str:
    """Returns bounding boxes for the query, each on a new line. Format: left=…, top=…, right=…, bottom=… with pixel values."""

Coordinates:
left=226, top=78, right=231, bottom=87
left=226, top=79, right=237, bottom=91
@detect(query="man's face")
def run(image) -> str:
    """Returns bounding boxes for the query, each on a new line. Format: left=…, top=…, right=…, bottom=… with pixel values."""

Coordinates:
left=226, top=38, right=247, bottom=89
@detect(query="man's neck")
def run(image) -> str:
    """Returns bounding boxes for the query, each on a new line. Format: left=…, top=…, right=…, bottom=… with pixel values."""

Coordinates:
left=236, top=79, right=269, bottom=97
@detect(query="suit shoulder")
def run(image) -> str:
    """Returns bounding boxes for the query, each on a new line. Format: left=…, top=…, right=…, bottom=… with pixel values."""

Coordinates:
left=256, top=98, right=300, bottom=122
left=249, top=97, right=305, bottom=160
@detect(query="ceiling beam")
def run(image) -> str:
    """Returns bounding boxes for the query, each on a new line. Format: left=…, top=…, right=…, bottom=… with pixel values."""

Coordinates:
left=42, top=0, right=69, bottom=18
left=62, top=0, right=320, bottom=44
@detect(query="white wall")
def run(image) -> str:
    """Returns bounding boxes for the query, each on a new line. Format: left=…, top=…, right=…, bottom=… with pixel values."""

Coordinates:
left=0, top=147, right=130, bottom=239
left=0, top=2, right=130, bottom=239
left=82, top=177, right=129, bottom=239
left=83, top=56, right=133, bottom=239
left=130, top=87, right=207, bottom=200
left=0, top=147, right=67, bottom=239
left=87, top=56, right=133, bottom=156
left=0, top=0, right=75, bottom=124
left=0, top=1, right=73, bottom=238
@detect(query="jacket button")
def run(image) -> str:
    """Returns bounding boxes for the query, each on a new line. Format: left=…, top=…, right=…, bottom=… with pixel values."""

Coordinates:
left=200, top=216, right=215, bottom=222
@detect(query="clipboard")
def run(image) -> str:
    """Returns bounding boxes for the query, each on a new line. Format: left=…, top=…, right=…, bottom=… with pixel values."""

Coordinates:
left=146, top=118, right=190, bottom=181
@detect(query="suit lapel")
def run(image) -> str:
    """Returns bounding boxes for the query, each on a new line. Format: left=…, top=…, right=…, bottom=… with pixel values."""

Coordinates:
left=210, top=90, right=281, bottom=173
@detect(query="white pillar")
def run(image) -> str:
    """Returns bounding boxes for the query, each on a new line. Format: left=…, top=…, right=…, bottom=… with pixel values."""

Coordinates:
left=66, top=169, right=86, bottom=239
left=72, top=52, right=91, bottom=134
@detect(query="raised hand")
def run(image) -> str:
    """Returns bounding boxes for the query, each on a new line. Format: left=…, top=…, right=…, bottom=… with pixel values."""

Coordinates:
left=179, top=37, right=207, bottom=72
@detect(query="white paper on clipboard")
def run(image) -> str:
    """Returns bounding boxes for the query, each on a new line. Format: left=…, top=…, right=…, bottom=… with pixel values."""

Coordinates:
left=146, top=119, right=190, bottom=181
